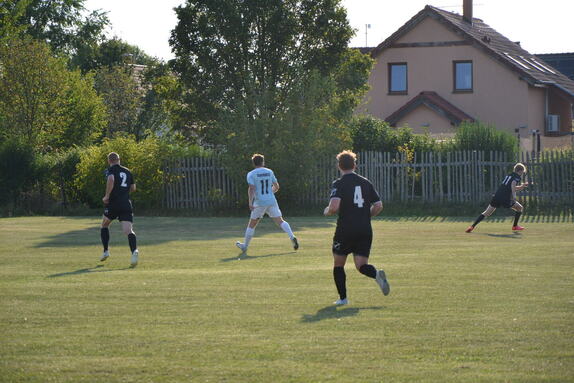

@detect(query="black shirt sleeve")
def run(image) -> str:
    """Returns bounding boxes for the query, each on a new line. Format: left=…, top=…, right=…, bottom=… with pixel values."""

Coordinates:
left=330, top=179, right=342, bottom=199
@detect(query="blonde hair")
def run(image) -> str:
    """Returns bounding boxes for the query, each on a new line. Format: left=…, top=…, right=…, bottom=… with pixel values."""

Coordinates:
left=336, top=150, right=357, bottom=171
left=514, top=163, right=527, bottom=173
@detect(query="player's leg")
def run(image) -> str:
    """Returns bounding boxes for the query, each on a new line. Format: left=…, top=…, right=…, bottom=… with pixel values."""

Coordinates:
left=353, top=233, right=390, bottom=296
left=333, top=253, right=348, bottom=305
left=270, top=208, right=298, bottom=250
left=353, top=255, right=376, bottom=278
left=467, top=204, right=496, bottom=232
left=511, top=201, right=524, bottom=230
left=121, top=221, right=137, bottom=251
left=120, top=213, right=138, bottom=267
left=100, top=215, right=112, bottom=261
left=236, top=208, right=262, bottom=252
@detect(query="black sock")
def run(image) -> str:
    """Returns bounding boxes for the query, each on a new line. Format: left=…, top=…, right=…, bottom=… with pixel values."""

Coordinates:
left=333, top=267, right=346, bottom=300
left=472, top=214, right=485, bottom=227
left=513, top=211, right=522, bottom=227
left=359, top=264, right=377, bottom=279
left=101, top=228, right=109, bottom=251
left=128, top=233, right=137, bottom=252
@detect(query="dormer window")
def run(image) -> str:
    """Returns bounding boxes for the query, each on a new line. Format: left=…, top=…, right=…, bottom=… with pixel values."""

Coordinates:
left=453, top=61, right=473, bottom=92
left=388, top=63, right=408, bottom=94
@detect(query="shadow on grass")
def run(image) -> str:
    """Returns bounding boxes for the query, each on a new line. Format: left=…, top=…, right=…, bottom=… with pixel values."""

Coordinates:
left=220, top=251, right=296, bottom=262
left=301, top=305, right=383, bottom=323
left=482, top=232, right=523, bottom=239
left=47, top=264, right=131, bottom=278
left=34, top=217, right=332, bottom=248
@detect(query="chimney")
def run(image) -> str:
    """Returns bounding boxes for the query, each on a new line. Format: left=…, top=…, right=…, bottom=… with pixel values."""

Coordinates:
left=463, top=0, right=473, bottom=23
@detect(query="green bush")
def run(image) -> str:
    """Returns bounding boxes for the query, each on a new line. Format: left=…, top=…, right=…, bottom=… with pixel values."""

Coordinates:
left=74, top=136, right=171, bottom=209
left=43, top=148, right=83, bottom=206
left=350, top=116, right=437, bottom=153
left=0, top=138, right=39, bottom=205
left=453, top=121, right=518, bottom=158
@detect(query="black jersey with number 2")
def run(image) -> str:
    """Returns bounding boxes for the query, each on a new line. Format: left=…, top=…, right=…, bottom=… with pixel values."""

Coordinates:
left=105, top=164, right=134, bottom=206
left=330, top=173, right=381, bottom=234
left=493, top=172, right=521, bottom=202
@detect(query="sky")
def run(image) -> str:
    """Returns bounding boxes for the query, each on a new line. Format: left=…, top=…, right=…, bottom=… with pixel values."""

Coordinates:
left=83, top=0, right=574, bottom=62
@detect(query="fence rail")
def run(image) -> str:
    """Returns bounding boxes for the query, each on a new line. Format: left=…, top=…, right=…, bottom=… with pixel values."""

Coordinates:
left=163, top=150, right=574, bottom=210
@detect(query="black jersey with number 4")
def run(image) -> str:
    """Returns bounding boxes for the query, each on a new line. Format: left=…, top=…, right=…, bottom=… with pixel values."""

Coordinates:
left=493, top=172, right=521, bottom=202
left=105, top=164, right=134, bottom=206
left=330, top=173, right=381, bottom=234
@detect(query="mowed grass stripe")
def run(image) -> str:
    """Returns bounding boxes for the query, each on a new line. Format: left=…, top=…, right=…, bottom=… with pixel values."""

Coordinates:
left=0, top=216, right=573, bottom=383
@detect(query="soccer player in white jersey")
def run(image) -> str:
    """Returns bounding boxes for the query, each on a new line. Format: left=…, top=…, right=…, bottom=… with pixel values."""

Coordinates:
left=236, top=154, right=299, bottom=253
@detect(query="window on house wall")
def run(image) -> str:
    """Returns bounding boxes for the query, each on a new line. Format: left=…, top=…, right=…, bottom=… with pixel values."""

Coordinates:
left=388, top=63, right=407, bottom=94
left=453, top=61, right=473, bottom=92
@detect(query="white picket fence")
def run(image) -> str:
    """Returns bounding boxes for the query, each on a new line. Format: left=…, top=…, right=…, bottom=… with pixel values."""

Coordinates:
left=163, top=150, right=574, bottom=210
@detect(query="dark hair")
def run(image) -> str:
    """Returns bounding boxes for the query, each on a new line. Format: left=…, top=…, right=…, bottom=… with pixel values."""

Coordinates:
left=108, top=152, right=120, bottom=163
left=252, top=153, right=264, bottom=167
left=336, top=150, right=356, bottom=171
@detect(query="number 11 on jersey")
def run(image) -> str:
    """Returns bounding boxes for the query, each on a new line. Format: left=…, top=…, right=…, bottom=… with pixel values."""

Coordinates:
left=353, top=186, right=364, bottom=207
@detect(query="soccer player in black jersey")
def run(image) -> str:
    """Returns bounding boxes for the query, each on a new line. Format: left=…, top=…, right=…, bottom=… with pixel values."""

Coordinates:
left=100, top=152, right=139, bottom=267
left=324, top=150, right=390, bottom=305
left=466, top=163, right=530, bottom=233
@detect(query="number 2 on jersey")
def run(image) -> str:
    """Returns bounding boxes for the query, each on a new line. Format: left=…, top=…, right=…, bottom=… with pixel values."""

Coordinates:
left=119, top=172, right=128, bottom=187
left=353, top=186, right=364, bottom=208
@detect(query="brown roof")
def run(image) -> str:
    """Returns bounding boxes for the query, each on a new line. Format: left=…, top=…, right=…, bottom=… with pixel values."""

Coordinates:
left=385, top=91, right=474, bottom=126
left=370, top=5, right=574, bottom=99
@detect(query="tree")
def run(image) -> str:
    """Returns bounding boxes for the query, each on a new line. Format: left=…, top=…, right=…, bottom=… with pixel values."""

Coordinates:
left=71, top=37, right=158, bottom=73
left=94, top=66, right=143, bottom=139
left=137, top=62, right=201, bottom=142
left=0, top=37, right=107, bottom=151
left=0, top=0, right=30, bottom=41
left=216, top=58, right=372, bottom=201
left=169, top=0, right=355, bottom=128
left=6, top=0, right=109, bottom=56
left=170, top=1, right=371, bottom=200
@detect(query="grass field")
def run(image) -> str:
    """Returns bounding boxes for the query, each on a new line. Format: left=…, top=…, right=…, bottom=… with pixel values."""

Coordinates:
left=1, top=215, right=573, bottom=382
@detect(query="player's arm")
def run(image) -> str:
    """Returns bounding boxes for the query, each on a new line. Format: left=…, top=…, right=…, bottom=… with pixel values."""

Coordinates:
left=515, top=182, right=529, bottom=191
left=272, top=182, right=279, bottom=193
left=130, top=184, right=136, bottom=192
left=370, top=201, right=383, bottom=216
left=511, top=180, right=518, bottom=200
left=248, top=184, right=256, bottom=210
left=102, top=175, right=114, bottom=204
left=324, top=198, right=340, bottom=216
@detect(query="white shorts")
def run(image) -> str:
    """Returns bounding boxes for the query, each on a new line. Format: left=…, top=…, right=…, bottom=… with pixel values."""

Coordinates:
left=250, top=204, right=282, bottom=219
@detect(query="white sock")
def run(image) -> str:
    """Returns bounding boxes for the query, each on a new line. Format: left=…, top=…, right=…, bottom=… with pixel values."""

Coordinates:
left=280, top=221, right=294, bottom=239
left=244, top=227, right=255, bottom=247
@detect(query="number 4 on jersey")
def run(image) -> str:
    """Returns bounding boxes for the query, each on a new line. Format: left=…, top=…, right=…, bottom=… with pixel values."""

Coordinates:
left=353, top=186, right=364, bottom=208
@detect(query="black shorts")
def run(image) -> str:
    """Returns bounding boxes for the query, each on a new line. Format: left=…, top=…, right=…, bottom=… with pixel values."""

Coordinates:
left=104, top=202, right=133, bottom=222
left=332, top=230, right=373, bottom=257
left=489, top=196, right=515, bottom=209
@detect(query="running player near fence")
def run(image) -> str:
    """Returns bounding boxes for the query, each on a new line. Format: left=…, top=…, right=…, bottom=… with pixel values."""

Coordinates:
left=235, top=154, right=298, bottom=253
left=100, top=152, right=139, bottom=268
left=324, top=150, right=389, bottom=306
left=466, top=163, right=530, bottom=233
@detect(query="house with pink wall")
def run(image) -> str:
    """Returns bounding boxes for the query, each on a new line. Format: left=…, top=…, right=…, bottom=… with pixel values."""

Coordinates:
left=356, top=0, right=574, bottom=151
